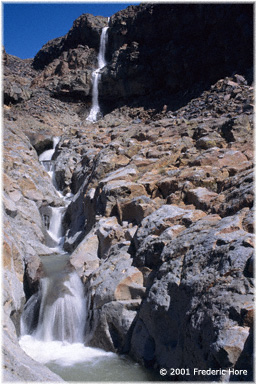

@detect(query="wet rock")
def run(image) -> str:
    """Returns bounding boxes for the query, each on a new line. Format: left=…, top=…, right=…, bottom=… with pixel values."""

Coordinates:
left=3, top=118, right=63, bottom=380
left=3, top=314, right=64, bottom=382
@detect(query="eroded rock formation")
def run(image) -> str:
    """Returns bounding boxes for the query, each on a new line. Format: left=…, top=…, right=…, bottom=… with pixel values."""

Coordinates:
left=3, top=3, right=254, bottom=382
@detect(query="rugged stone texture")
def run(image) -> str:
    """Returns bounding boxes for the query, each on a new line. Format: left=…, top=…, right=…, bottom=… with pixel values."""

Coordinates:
left=3, top=120, right=65, bottom=380
left=84, top=244, right=145, bottom=352
left=3, top=49, right=36, bottom=105
left=30, top=14, right=108, bottom=105
left=13, top=3, right=253, bottom=115
left=33, top=14, right=108, bottom=70
left=101, top=3, right=253, bottom=112
left=131, top=205, right=207, bottom=269
left=3, top=3, right=254, bottom=382
left=130, top=210, right=254, bottom=380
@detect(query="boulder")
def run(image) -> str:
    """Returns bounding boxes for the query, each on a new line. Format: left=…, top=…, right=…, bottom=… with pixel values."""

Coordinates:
left=70, top=232, right=99, bottom=278
left=131, top=205, right=207, bottom=268
left=185, top=187, right=218, bottom=211
left=96, top=216, right=125, bottom=259
left=85, top=244, right=145, bottom=352
left=130, top=211, right=254, bottom=380
left=96, top=180, right=147, bottom=218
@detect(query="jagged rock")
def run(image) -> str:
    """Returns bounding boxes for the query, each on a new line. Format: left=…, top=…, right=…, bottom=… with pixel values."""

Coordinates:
left=130, top=210, right=254, bottom=380
left=70, top=232, right=99, bottom=278
left=119, top=195, right=159, bottom=225
left=185, top=187, right=218, bottom=211
left=4, top=76, right=32, bottom=105
left=132, top=205, right=207, bottom=268
left=101, top=3, right=253, bottom=112
left=3, top=54, right=36, bottom=106
left=96, top=180, right=147, bottom=218
left=3, top=3, right=254, bottom=381
left=85, top=244, right=145, bottom=352
left=96, top=216, right=125, bottom=259
left=212, top=168, right=253, bottom=217
left=33, top=14, right=108, bottom=70
left=190, top=147, right=250, bottom=173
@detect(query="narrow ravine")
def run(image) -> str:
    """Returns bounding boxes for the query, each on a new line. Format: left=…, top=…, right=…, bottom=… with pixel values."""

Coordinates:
left=19, top=137, right=156, bottom=382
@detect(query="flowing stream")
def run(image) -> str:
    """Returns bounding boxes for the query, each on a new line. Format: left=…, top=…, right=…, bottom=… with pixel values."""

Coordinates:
left=19, top=137, right=156, bottom=381
left=87, top=24, right=109, bottom=122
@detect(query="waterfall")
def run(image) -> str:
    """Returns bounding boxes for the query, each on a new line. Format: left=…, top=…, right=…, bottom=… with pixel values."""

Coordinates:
left=19, top=137, right=109, bottom=369
left=47, top=206, right=66, bottom=250
left=39, top=137, right=59, bottom=176
left=19, top=254, right=115, bottom=370
left=39, top=137, right=72, bottom=252
left=39, top=136, right=60, bottom=189
left=34, top=272, right=86, bottom=343
left=21, top=255, right=87, bottom=343
left=87, top=25, right=109, bottom=122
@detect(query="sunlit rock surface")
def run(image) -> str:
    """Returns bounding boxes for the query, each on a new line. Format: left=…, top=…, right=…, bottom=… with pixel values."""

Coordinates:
left=3, top=3, right=253, bottom=381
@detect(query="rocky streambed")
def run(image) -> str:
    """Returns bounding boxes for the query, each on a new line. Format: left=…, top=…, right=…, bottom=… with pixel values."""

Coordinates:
left=3, top=3, right=254, bottom=382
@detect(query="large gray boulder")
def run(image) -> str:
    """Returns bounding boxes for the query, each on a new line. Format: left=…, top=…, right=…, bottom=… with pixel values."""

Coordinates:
left=85, top=243, right=145, bottom=352
left=130, top=209, right=254, bottom=381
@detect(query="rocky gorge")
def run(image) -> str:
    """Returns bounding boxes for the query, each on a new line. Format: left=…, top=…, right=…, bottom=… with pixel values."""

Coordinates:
left=3, top=3, right=254, bottom=382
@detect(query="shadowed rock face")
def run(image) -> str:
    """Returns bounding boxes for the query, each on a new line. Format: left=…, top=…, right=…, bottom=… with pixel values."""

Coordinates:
left=101, top=3, right=253, bottom=112
left=27, top=4, right=253, bottom=113
left=3, top=3, right=254, bottom=382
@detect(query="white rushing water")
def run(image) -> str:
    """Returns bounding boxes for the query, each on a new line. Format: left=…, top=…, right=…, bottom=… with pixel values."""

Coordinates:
left=39, top=136, right=60, bottom=176
left=19, top=254, right=117, bottom=377
left=39, top=136, right=71, bottom=252
left=87, top=25, right=109, bottom=122
left=20, top=134, right=157, bottom=381
left=34, top=272, right=86, bottom=342
left=47, top=206, right=66, bottom=250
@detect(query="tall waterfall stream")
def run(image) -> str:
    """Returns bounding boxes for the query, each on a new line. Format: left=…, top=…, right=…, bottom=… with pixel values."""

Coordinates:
left=87, top=23, right=109, bottom=122
left=19, top=138, right=155, bottom=381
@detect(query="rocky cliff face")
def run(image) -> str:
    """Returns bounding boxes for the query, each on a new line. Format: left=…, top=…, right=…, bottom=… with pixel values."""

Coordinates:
left=103, top=3, right=253, bottom=112
left=3, top=3, right=254, bottom=382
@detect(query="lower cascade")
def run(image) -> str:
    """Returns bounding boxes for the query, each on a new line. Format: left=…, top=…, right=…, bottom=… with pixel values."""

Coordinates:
left=20, top=255, right=86, bottom=343
left=19, top=256, right=154, bottom=381
left=19, top=137, right=155, bottom=381
left=19, top=254, right=118, bottom=377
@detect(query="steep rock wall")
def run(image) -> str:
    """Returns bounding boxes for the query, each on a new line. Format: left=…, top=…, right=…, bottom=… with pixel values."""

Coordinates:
left=30, top=4, right=253, bottom=116
left=100, top=3, right=253, bottom=112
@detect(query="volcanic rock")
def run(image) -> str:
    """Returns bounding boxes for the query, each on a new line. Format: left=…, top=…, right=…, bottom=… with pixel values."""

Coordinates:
left=3, top=3, right=254, bottom=382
